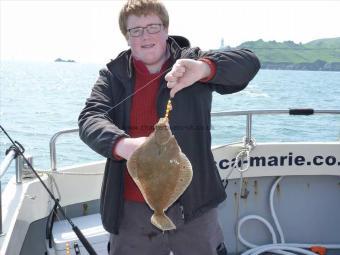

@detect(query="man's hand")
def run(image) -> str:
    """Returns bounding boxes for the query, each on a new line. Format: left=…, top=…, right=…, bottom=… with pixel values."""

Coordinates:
left=114, top=137, right=147, bottom=160
left=165, top=59, right=211, bottom=98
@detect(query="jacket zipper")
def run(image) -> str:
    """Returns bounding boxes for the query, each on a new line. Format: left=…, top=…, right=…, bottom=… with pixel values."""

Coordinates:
left=179, top=204, right=185, bottom=220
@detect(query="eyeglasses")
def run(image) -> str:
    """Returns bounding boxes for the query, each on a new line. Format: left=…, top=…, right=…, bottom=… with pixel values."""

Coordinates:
left=127, top=24, right=163, bottom=37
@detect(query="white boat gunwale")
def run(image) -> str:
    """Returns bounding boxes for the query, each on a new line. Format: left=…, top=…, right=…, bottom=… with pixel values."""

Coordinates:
left=1, top=108, right=340, bottom=254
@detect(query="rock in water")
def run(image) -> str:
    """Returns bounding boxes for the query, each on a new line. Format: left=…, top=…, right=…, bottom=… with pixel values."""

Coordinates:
left=127, top=118, right=193, bottom=231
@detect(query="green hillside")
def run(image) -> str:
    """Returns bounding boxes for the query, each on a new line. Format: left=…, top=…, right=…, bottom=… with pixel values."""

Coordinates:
left=234, top=37, right=340, bottom=71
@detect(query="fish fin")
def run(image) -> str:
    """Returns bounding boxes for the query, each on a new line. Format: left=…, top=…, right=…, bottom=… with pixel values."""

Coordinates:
left=167, top=155, right=193, bottom=206
left=151, top=212, right=176, bottom=231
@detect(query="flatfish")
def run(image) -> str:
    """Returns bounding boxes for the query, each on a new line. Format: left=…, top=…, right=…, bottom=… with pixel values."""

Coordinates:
left=127, top=117, right=193, bottom=231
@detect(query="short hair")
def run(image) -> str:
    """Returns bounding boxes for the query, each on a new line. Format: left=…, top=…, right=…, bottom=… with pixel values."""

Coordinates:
left=119, top=0, right=169, bottom=37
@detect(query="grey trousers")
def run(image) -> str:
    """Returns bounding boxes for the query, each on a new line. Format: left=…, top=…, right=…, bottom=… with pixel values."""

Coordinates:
left=109, top=200, right=226, bottom=255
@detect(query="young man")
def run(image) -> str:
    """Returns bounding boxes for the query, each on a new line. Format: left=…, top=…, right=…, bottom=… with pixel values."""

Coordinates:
left=78, top=1, right=260, bottom=254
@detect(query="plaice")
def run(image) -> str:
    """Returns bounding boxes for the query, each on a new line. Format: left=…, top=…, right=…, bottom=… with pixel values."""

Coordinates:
left=127, top=117, right=193, bottom=231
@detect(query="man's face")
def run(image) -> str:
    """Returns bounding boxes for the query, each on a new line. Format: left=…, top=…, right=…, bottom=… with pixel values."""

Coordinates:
left=126, top=14, right=168, bottom=70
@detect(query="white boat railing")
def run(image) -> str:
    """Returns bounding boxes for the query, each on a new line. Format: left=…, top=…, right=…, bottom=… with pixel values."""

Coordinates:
left=49, top=128, right=79, bottom=171
left=0, top=149, right=17, bottom=180
left=211, top=109, right=340, bottom=144
left=0, top=148, right=17, bottom=235
left=0, top=147, right=33, bottom=235
left=48, top=108, right=340, bottom=172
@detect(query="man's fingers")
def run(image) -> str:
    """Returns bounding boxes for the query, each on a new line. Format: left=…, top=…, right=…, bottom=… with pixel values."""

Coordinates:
left=166, top=65, right=185, bottom=79
left=166, top=68, right=186, bottom=89
left=165, top=74, right=176, bottom=82
left=169, top=81, right=186, bottom=98
left=166, top=59, right=200, bottom=97
left=170, top=86, right=181, bottom=98
left=167, top=80, right=177, bottom=88
left=174, top=70, right=184, bottom=77
left=173, top=66, right=186, bottom=75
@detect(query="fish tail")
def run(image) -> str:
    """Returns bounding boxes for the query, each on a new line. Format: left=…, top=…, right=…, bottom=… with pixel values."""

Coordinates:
left=151, top=212, right=176, bottom=231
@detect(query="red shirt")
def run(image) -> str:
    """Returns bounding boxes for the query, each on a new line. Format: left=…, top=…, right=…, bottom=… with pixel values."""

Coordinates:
left=124, top=58, right=170, bottom=202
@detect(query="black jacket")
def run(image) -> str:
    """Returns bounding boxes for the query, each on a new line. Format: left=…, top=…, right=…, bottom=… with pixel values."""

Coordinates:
left=78, top=37, right=260, bottom=234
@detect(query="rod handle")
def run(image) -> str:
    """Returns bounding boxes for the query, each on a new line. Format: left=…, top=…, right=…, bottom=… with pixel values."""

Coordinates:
left=72, top=226, right=97, bottom=255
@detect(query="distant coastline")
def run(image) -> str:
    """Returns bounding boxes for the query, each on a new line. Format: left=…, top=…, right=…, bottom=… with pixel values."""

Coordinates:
left=54, top=58, right=76, bottom=63
left=260, top=60, right=340, bottom=72
left=222, top=37, right=340, bottom=71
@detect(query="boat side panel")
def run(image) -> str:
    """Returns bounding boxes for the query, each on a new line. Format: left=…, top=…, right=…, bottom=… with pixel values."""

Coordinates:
left=214, top=142, right=340, bottom=179
left=218, top=175, right=340, bottom=254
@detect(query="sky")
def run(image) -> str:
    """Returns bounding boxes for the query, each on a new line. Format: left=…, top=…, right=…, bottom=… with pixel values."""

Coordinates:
left=1, top=0, right=340, bottom=64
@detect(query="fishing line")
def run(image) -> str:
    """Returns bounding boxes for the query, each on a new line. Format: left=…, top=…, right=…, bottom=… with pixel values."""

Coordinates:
left=104, top=66, right=173, bottom=118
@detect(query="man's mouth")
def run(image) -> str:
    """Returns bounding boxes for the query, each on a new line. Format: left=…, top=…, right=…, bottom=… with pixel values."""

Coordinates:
left=141, top=43, right=155, bottom=49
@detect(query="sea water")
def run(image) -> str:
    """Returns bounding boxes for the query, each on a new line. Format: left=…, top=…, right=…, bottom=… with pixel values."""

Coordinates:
left=1, top=60, right=340, bottom=186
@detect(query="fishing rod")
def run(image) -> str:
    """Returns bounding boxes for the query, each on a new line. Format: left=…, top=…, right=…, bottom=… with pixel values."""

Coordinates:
left=0, top=65, right=174, bottom=254
left=0, top=124, right=97, bottom=255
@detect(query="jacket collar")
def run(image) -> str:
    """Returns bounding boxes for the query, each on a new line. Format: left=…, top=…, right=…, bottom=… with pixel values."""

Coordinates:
left=106, top=36, right=182, bottom=81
